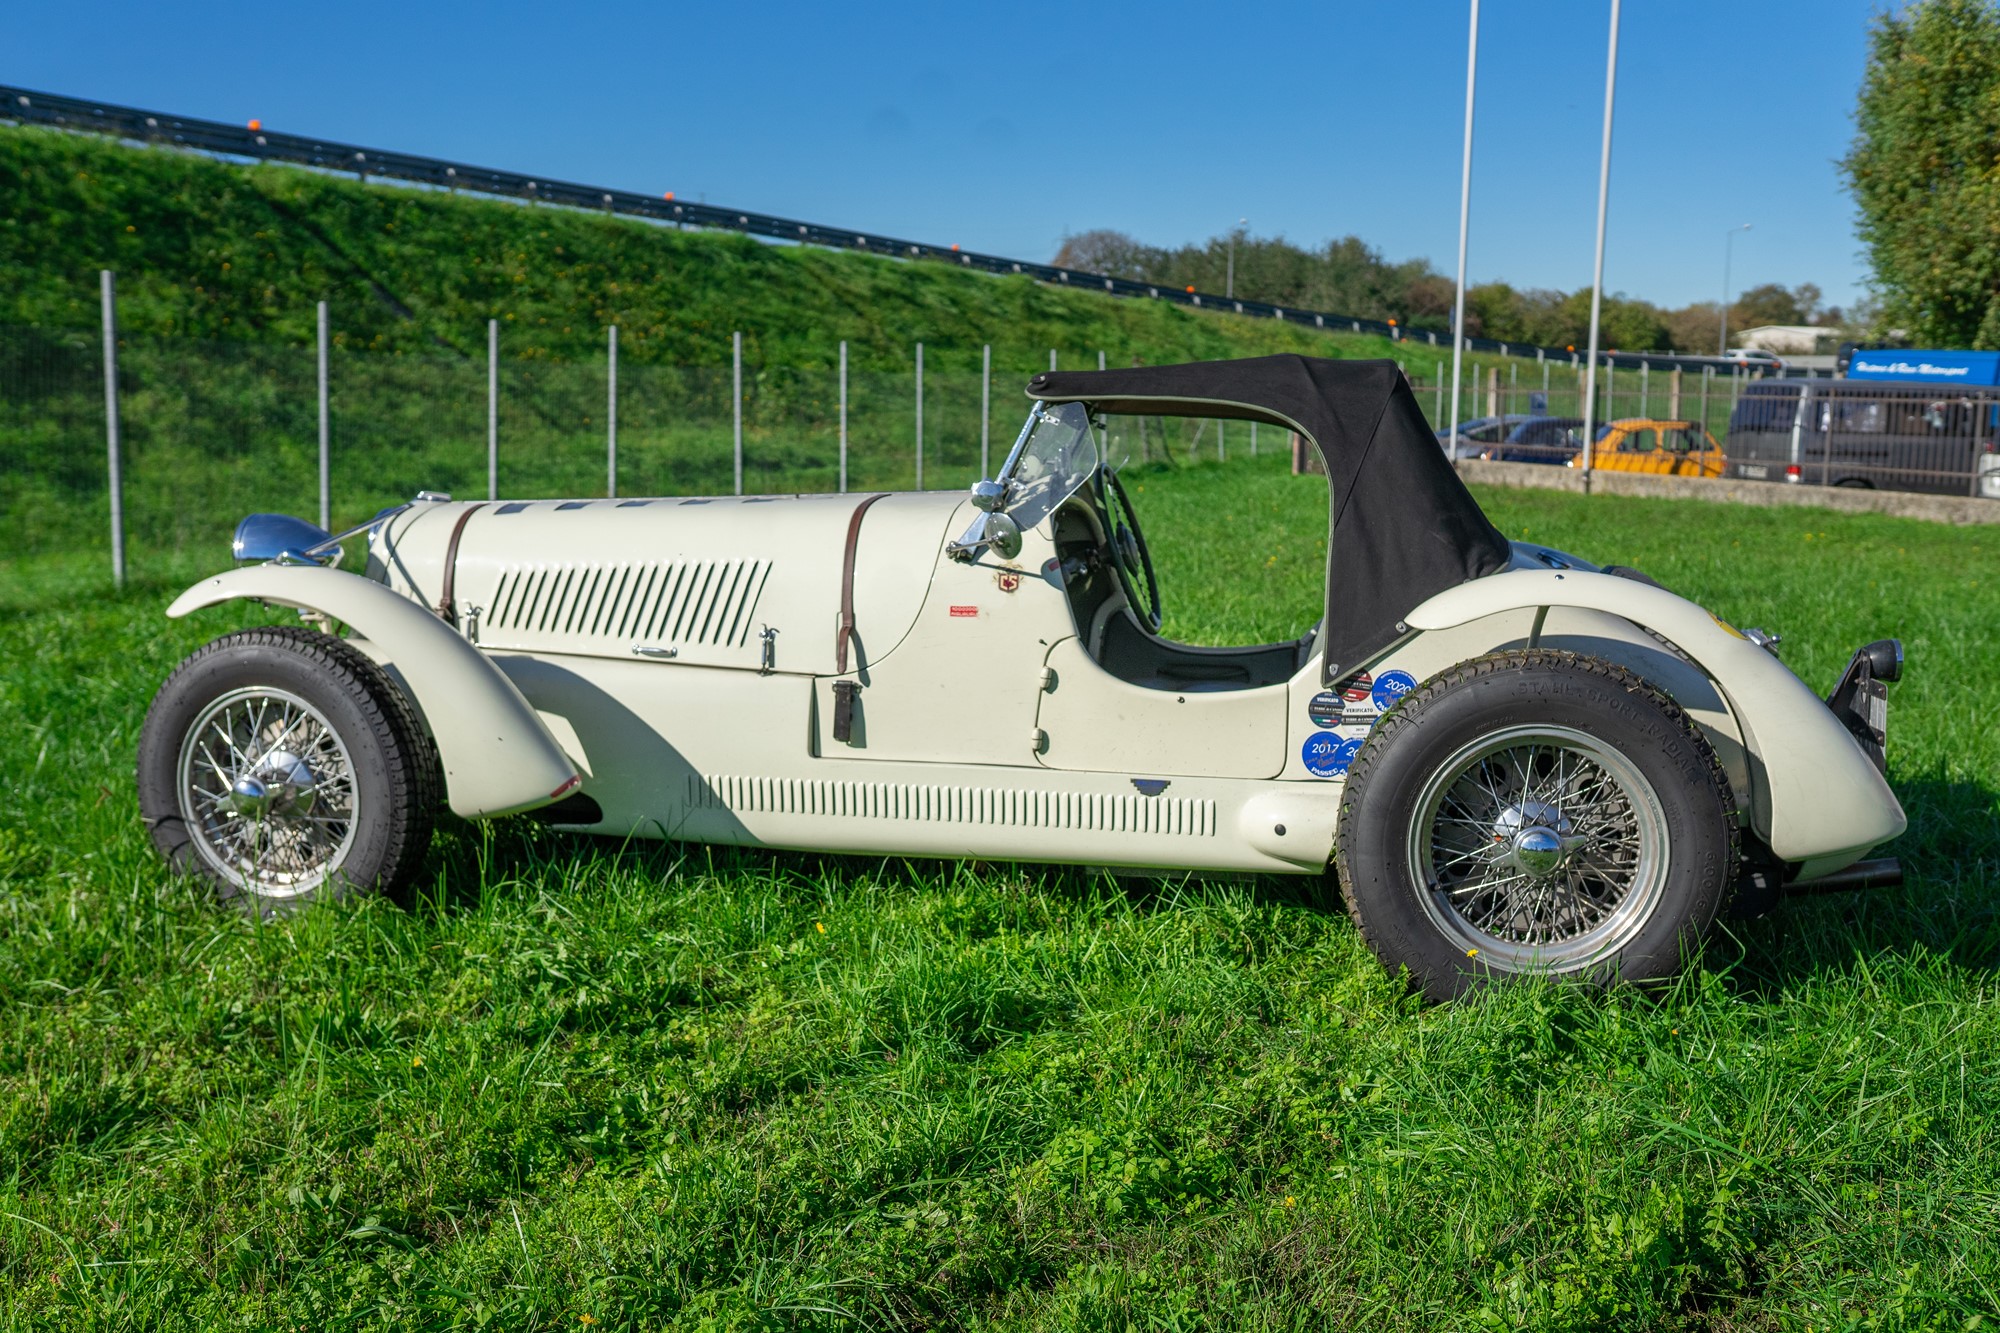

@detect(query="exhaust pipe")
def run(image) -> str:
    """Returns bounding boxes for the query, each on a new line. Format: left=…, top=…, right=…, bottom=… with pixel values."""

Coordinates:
left=1787, top=857, right=1903, bottom=897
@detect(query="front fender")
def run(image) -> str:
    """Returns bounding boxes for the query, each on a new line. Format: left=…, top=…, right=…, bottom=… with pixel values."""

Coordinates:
left=1406, top=570, right=1905, bottom=863
left=168, top=566, right=578, bottom=819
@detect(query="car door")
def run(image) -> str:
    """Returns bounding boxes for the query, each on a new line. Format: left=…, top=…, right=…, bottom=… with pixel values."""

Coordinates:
left=1031, top=637, right=1291, bottom=779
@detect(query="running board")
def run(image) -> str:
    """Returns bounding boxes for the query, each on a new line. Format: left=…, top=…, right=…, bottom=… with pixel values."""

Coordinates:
left=1788, top=857, right=1903, bottom=896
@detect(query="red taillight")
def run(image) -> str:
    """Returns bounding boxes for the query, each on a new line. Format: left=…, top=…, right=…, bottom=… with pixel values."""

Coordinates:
left=1785, top=465, right=1802, bottom=482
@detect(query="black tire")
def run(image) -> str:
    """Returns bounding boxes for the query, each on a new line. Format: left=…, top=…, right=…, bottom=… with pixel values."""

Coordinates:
left=137, top=627, right=438, bottom=914
left=1335, top=650, right=1737, bottom=1001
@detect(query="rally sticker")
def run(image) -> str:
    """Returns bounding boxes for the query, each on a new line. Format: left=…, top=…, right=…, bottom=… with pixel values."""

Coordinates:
left=949, top=605, right=979, bottom=618
left=1306, top=690, right=1344, bottom=728
left=1370, top=669, right=1418, bottom=712
left=1340, top=672, right=1375, bottom=703
left=1302, top=732, right=1365, bottom=778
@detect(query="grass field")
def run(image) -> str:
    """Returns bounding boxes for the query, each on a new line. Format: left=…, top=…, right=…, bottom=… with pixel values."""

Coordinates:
left=2, top=458, right=1998, bottom=1330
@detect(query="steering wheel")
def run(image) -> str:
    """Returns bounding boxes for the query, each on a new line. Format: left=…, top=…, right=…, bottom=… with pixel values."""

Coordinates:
left=1099, top=468, right=1163, bottom=632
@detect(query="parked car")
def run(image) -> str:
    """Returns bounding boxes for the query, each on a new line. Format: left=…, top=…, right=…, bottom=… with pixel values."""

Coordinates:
left=1435, top=414, right=1533, bottom=459
left=1725, top=380, right=2000, bottom=495
left=1722, top=348, right=1786, bottom=373
left=1438, top=415, right=1587, bottom=464
left=1485, top=416, right=1588, bottom=465
left=1567, top=419, right=1726, bottom=477
left=139, top=355, right=1907, bottom=1001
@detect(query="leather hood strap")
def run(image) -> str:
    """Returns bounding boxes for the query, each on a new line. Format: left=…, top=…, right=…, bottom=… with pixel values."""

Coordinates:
left=436, top=502, right=487, bottom=625
left=835, top=493, right=891, bottom=674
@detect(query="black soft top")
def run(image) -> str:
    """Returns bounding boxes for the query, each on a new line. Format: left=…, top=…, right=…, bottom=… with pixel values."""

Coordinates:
left=1026, top=354, right=1510, bottom=683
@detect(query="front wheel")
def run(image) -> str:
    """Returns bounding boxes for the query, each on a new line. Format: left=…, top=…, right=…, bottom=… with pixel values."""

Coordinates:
left=1335, top=650, right=1737, bottom=1001
left=138, top=627, right=438, bottom=914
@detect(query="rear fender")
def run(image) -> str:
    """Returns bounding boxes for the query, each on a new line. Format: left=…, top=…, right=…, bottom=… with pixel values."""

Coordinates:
left=1405, top=570, right=1905, bottom=863
left=167, top=566, right=579, bottom=819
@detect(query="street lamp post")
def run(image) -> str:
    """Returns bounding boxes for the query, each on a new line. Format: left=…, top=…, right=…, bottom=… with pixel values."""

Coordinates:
left=1226, top=218, right=1247, bottom=299
left=1717, top=223, right=1752, bottom=356
left=1446, top=0, right=1480, bottom=465
left=1579, top=0, right=1621, bottom=478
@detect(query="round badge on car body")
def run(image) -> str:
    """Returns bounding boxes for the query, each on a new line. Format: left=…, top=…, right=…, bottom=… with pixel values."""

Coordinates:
left=1302, top=731, right=1364, bottom=778
left=1307, top=690, right=1344, bottom=728
left=1370, top=669, right=1417, bottom=713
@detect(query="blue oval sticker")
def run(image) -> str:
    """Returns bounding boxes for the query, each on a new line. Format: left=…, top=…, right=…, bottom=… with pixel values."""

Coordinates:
left=1370, top=669, right=1417, bottom=713
left=1302, top=731, right=1366, bottom=778
left=1301, top=730, right=1343, bottom=777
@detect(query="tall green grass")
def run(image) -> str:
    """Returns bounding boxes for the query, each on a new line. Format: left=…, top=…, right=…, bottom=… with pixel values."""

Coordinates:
left=2, top=454, right=1997, bottom=1328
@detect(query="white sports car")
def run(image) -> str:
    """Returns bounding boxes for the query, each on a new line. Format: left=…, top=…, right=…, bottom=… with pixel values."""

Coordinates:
left=139, top=355, right=1906, bottom=999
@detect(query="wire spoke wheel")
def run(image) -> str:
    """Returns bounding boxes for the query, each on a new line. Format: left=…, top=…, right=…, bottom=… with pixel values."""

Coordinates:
left=1407, top=724, right=1670, bottom=972
left=175, top=685, right=359, bottom=899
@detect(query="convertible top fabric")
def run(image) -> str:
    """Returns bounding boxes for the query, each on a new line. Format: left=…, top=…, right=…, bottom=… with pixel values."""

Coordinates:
left=1026, top=354, right=1511, bottom=683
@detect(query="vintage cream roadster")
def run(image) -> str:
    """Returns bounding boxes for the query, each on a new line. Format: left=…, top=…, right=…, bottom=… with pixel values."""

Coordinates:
left=139, top=356, right=1907, bottom=998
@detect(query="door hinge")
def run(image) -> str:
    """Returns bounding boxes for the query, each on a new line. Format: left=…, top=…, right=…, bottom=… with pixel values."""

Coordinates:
left=760, top=625, right=779, bottom=673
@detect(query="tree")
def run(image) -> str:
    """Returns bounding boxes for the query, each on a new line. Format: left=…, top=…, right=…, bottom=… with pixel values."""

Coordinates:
left=1049, top=227, right=1807, bottom=354
left=1844, top=0, right=2000, bottom=347
left=1051, top=230, right=1162, bottom=280
left=1730, top=282, right=1824, bottom=330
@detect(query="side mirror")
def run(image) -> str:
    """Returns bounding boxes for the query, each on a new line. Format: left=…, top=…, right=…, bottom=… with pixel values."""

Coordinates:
left=233, top=513, right=338, bottom=565
left=979, top=511, right=1023, bottom=559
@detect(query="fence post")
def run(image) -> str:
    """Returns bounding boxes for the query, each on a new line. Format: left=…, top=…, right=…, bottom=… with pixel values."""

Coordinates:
left=1251, top=421, right=1258, bottom=456
left=100, top=270, right=125, bottom=588
left=1435, top=360, right=1443, bottom=421
left=1219, top=419, right=1226, bottom=462
left=914, top=341, right=924, bottom=490
left=839, top=340, right=849, bottom=494
left=487, top=318, right=499, bottom=501
left=606, top=324, right=618, bottom=498
left=733, top=331, right=743, bottom=496
left=1486, top=366, right=1499, bottom=418
left=1667, top=367, right=1682, bottom=420
left=980, top=344, right=991, bottom=477
left=1098, top=350, right=1106, bottom=371
left=317, top=299, right=330, bottom=529
left=1640, top=362, right=1649, bottom=418
left=1049, top=349, right=1057, bottom=372
left=1700, top=366, right=1711, bottom=434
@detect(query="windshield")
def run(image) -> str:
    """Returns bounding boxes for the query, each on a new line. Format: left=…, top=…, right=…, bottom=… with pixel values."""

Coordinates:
left=1003, top=401, right=1100, bottom=532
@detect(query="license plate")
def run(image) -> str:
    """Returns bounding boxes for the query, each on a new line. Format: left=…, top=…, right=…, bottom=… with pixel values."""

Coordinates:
left=1739, top=464, right=1768, bottom=479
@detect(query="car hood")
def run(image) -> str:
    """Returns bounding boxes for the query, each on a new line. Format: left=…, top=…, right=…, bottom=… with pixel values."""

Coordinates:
left=368, top=491, right=969, bottom=675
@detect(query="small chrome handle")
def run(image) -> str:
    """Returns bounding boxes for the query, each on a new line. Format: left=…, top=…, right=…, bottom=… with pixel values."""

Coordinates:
left=632, top=643, right=678, bottom=659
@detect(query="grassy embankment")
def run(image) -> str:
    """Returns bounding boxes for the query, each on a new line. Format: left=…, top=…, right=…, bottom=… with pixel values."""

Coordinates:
left=2, top=456, right=1996, bottom=1329
left=1, top=122, right=1576, bottom=572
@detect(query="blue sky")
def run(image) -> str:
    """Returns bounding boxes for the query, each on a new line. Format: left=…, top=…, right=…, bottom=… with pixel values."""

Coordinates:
left=6, top=0, right=1884, bottom=311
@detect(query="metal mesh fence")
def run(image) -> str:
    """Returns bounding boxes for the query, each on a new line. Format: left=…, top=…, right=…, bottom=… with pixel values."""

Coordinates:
left=3, top=322, right=1992, bottom=579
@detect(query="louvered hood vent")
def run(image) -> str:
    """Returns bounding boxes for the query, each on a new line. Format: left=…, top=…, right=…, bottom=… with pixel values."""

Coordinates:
left=480, top=558, right=772, bottom=662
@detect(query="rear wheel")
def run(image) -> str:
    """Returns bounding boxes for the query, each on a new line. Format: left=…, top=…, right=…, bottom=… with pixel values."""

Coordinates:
left=1336, top=650, right=1736, bottom=1001
left=138, top=627, right=437, bottom=914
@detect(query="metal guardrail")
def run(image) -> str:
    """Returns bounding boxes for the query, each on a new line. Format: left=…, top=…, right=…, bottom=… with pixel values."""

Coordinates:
left=6, top=82, right=1769, bottom=376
